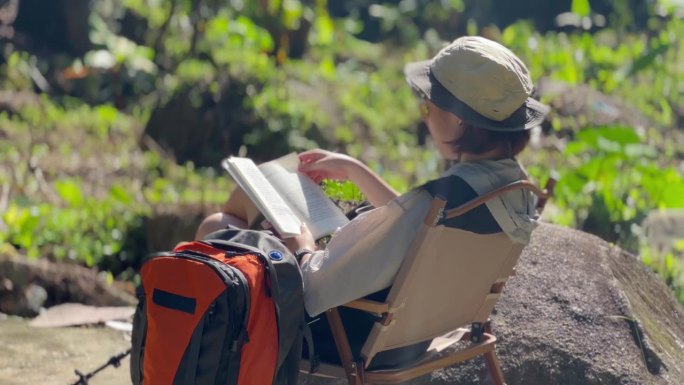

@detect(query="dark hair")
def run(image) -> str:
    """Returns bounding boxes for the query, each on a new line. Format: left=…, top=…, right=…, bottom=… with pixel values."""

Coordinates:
left=448, top=122, right=531, bottom=158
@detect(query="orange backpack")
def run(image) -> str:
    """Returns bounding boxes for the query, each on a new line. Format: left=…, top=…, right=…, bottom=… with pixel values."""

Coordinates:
left=130, top=228, right=306, bottom=385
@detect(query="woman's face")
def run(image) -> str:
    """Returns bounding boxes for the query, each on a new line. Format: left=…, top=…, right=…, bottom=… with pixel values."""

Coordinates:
left=421, top=99, right=464, bottom=160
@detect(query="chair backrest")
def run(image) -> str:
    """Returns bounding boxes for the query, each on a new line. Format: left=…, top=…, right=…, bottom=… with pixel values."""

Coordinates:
left=360, top=180, right=553, bottom=366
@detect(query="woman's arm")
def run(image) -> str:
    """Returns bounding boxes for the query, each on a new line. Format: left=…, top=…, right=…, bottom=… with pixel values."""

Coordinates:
left=282, top=223, right=317, bottom=258
left=195, top=186, right=259, bottom=239
left=300, top=188, right=432, bottom=316
left=298, top=149, right=399, bottom=207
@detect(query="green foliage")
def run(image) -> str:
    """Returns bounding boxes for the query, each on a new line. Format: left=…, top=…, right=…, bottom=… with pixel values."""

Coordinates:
left=3, top=183, right=140, bottom=266
left=87, top=13, right=157, bottom=75
left=499, top=12, right=684, bottom=303
left=322, top=180, right=365, bottom=203
left=641, top=244, right=684, bottom=303
left=500, top=17, right=684, bottom=128
left=572, top=0, right=592, bottom=17
left=142, top=155, right=230, bottom=206
left=527, top=126, right=684, bottom=245
left=0, top=96, right=229, bottom=269
left=524, top=124, right=684, bottom=300
left=2, top=0, right=684, bottom=302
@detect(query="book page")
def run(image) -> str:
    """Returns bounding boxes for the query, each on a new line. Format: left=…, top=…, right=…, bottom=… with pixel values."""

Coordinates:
left=222, top=157, right=302, bottom=238
left=259, top=153, right=349, bottom=239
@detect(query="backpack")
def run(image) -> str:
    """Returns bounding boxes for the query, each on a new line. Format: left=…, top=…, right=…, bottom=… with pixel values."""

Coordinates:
left=130, top=227, right=306, bottom=385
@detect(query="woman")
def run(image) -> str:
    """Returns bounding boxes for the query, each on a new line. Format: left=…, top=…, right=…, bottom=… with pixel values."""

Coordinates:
left=196, top=36, right=549, bottom=367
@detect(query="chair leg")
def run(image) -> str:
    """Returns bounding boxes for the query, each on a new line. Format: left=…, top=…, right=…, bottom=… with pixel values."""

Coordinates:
left=484, top=348, right=506, bottom=385
left=326, top=308, right=363, bottom=385
left=482, top=321, right=505, bottom=385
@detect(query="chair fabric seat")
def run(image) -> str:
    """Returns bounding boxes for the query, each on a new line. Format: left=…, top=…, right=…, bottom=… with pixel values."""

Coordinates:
left=303, top=176, right=505, bottom=372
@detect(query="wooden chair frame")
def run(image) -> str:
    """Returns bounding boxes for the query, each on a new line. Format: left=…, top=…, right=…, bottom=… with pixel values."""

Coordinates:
left=303, top=178, right=555, bottom=385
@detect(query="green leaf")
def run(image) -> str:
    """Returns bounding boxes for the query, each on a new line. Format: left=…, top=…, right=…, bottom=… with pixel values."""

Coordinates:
left=658, top=176, right=684, bottom=208
left=54, top=180, right=84, bottom=206
left=109, top=185, right=133, bottom=205
left=628, top=43, right=671, bottom=77
left=177, top=59, right=216, bottom=82
left=96, top=105, right=119, bottom=124
left=598, top=126, right=640, bottom=144
left=319, top=56, right=336, bottom=79
left=575, top=126, right=641, bottom=152
left=571, top=0, right=591, bottom=17
left=312, top=12, right=334, bottom=46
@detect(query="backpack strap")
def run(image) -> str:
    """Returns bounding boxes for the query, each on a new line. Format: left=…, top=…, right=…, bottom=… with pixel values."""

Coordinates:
left=201, top=236, right=294, bottom=368
left=303, top=321, right=319, bottom=373
left=203, top=228, right=307, bottom=384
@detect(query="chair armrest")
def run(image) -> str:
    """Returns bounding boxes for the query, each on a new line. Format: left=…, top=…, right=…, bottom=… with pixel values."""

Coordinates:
left=342, top=299, right=390, bottom=315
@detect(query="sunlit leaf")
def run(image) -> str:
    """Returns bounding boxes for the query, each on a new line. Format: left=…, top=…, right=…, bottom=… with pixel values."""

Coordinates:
left=177, top=59, right=216, bottom=82
left=96, top=105, right=119, bottom=124
left=658, top=174, right=684, bottom=207
left=576, top=126, right=641, bottom=150
left=109, top=185, right=133, bottom=205
left=312, top=12, right=334, bottom=46
left=55, top=180, right=84, bottom=206
left=319, top=56, right=336, bottom=79
left=571, top=0, right=591, bottom=17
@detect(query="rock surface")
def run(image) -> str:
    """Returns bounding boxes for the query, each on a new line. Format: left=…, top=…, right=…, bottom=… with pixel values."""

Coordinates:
left=1, top=224, right=683, bottom=384
left=537, top=78, right=652, bottom=133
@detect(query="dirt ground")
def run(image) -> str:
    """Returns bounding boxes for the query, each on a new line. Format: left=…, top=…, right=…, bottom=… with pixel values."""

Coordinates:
left=0, top=316, right=131, bottom=385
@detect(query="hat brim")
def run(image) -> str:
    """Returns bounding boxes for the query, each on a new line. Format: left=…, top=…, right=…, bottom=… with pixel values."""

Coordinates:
left=404, top=60, right=549, bottom=131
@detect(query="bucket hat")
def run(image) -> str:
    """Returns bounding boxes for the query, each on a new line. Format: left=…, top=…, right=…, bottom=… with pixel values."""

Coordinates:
left=405, top=36, right=549, bottom=131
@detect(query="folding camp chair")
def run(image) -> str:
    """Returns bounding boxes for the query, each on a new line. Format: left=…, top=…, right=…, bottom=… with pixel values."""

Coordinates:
left=302, top=178, right=555, bottom=385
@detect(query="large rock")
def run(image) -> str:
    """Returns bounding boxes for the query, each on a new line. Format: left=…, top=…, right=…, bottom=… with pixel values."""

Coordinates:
left=1, top=224, right=682, bottom=384
left=442, top=223, right=683, bottom=385
left=537, top=78, right=652, bottom=134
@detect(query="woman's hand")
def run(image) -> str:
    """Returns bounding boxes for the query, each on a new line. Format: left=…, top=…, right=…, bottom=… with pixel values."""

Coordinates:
left=283, top=223, right=316, bottom=255
left=298, top=149, right=361, bottom=183
left=299, top=148, right=399, bottom=207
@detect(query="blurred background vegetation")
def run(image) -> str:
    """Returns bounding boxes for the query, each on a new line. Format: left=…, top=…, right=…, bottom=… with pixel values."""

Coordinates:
left=0, top=0, right=683, bottom=302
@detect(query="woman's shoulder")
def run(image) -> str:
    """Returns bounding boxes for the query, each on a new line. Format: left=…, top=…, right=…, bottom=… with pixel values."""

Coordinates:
left=443, top=158, right=527, bottom=191
left=417, top=174, right=502, bottom=233
left=415, top=173, right=487, bottom=210
left=419, top=174, right=479, bottom=204
left=445, top=158, right=525, bottom=177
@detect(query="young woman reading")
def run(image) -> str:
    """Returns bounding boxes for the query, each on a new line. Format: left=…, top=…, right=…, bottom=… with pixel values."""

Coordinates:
left=196, top=36, right=549, bottom=367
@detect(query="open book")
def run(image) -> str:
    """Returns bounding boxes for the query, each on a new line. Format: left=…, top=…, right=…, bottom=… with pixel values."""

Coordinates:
left=221, top=153, right=350, bottom=239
